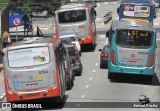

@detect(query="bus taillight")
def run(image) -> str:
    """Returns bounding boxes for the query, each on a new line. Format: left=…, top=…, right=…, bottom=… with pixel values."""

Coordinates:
left=112, top=50, right=116, bottom=64
left=148, top=53, right=154, bottom=67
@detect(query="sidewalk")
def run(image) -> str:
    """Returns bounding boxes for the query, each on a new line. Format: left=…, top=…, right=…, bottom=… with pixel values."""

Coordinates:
left=9, top=17, right=55, bottom=41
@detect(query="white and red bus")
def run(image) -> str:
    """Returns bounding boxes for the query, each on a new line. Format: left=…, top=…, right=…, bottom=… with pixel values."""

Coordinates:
left=3, top=37, right=66, bottom=102
left=55, top=3, right=97, bottom=49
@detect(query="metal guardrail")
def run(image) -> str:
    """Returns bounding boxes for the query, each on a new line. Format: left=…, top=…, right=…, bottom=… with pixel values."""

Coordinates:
left=103, top=12, right=112, bottom=24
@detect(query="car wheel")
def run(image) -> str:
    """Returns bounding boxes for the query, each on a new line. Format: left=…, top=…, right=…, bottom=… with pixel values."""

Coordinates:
left=79, top=51, right=82, bottom=56
left=71, top=76, right=74, bottom=87
left=67, top=78, right=72, bottom=90
left=100, top=63, right=103, bottom=68
left=106, top=64, right=108, bottom=69
left=78, top=63, right=83, bottom=76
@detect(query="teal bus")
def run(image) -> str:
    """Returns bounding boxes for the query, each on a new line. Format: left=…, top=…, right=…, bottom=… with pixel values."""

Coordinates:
left=118, top=0, right=156, bottom=24
left=107, top=20, right=156, bottom=82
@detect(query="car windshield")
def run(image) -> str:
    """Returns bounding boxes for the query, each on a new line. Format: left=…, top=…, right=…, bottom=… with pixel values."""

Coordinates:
left=69, top=37, right=76, bottom=41
left=58, top=10, right=86, bottom=23
left=116, top=30, right=153, bottom=48
left=103, top=45, right=109, bottom=51
left=67, top=47, right=76, bottom=56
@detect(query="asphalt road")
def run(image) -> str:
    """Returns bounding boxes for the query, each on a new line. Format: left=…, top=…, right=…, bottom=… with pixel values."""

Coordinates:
left=0, top=1, right=160, bottom=111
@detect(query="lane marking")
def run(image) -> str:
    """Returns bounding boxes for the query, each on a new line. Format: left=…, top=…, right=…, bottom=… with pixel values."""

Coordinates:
left=81, top=95, right=85, bottom=98
left=95, top=63, right=98, bottom=66
left=85, top=85, right=89, bottom=89
left=100, top=35, right=105, bottom=38
left=157, top=17, right=160, bottom=20
left=92, top=70, right=96, bottom=73
left=113, top=2, right=117, bottom=4
left=96, top=18, right=101, bottom=20
left=154, top=23, right=159, bottom=26
left=97, top=3, right=101, bottom=7
left=89, top=77, right=93, bottom=80
left=104, top=2, right=108, bottom=5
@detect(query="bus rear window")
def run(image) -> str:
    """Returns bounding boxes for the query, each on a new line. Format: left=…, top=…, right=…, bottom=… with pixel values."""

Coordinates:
left=116, top=30, right=153, bottom=47
left=58, top=10, right=86, bottom=23
left=8, top=47, right=50, bottom=68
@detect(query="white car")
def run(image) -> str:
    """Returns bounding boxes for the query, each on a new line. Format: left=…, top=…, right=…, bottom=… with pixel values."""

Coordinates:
left=60, top=34, right=81, bottom=55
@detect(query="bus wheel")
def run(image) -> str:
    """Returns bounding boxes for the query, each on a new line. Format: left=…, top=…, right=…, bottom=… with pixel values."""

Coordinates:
left=58, top=95, right=65, bottom=106
left=58, top=85, right=65, bottom=104
left=146, top=75, right=153, bottom=83
left=108, top=73, right=113, bottom=79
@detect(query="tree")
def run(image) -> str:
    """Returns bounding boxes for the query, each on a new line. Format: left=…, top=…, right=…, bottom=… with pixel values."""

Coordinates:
left=1, top=0, right=61, bottom=15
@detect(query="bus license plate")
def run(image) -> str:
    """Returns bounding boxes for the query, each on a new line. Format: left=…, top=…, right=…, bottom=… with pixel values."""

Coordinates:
left=128, top=61, right=137, bottom=65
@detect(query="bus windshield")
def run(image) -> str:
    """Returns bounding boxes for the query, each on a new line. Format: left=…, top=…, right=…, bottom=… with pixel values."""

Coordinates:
left=58, top=10, right=86, bottom=23
left=8, top=47, right=50, bottom=68
left=122, top=4, right=150, bottom=18
left=116, top=30, right=153, bottom=48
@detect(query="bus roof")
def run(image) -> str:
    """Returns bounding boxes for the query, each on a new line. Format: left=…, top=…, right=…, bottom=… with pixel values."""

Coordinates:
left=59, top=3, right=85, bottom=10
left=112, top=20, right=155, bottom=31
left=121, top=0, right=152, bottom=3
left=58, top=3, right=91, bottom=11
left=7, top=37, right=60, bottom=49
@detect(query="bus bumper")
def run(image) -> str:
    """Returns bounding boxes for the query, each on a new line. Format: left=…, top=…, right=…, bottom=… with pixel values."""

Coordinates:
left=6, top=87, right=60, bottom=102
left=109, top=64, right=155, bottom=75
left=78, top=35, right=94, bottom=45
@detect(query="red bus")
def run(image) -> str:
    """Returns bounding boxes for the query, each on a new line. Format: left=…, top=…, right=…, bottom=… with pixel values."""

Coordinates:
left=55, top=3, right=97, bottom=49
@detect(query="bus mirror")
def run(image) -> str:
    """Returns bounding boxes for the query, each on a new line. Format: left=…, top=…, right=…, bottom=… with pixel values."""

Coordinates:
left=106, top=31, right=109, bottom=37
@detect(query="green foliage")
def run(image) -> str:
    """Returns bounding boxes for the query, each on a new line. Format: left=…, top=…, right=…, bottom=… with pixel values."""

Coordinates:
left=1, top=0, right=60, bottom=13
left=0, top=0, right=10, bottom=11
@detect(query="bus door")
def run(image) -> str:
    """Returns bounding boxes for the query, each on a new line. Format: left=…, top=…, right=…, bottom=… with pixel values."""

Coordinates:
left=115, top=30, right=155, bottom=68
left=3, top=44, right=58, bottom=101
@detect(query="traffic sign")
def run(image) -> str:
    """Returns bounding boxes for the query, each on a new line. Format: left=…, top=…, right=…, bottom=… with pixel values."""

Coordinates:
left=13, top=18, right=20, bottom=26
